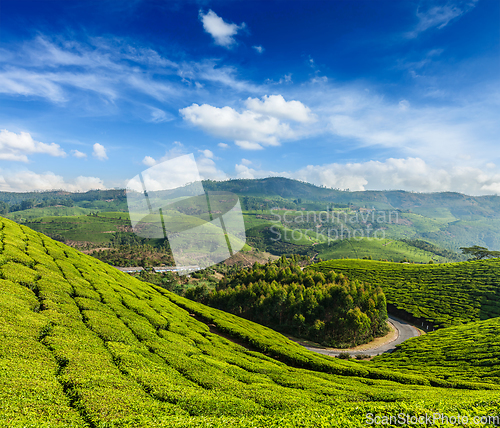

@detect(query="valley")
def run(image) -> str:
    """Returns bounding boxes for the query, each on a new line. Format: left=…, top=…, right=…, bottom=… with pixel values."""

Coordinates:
left=1, top=179, right=500, bottom=426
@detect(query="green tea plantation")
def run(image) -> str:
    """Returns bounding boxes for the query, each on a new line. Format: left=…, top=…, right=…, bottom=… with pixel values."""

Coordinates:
left=312, top=259, right=500, bottom=327
left=0, top=216, right=499, bottom=427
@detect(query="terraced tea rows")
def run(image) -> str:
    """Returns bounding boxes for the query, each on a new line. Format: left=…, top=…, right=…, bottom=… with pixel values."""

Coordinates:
left=312, top=259, right=500, bottom=327
left=371, top=317, right=500, bottom=386
left=0, top=217, right=499, bottom=427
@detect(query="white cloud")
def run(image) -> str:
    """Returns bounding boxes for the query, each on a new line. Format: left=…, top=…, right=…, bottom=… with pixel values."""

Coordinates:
left=141, top=142, right=186, bottom=167
left=199, top=10, right=245, bottom=48
left=198, top=149, right=214, bottom=159
left=180, top=96, right=315, bottom=150
left=319, top=84, right=489, bottom=161
left=241, top=158, right=252, bottom=166
left=398, top=100, right=410, bottom=111
left=0, top=35, right=265, bottom=119
left=234, top=163, right=256, bottom=179
left=92, top=143, right=108, bottom=160
left=0, top=169, right=105, bottom=192
left=141, top=148, right=225, bottom=181
left=407, top=1, right=478, bottom=38
left=0, top=36, right=178, bottom=108
left=245, top=95, right=315, bottom=123
left=149, top=107, right=174, bottom=123
left=235, top=140, right=263, bottom=150
left=0, top=129, right=66, bottom=162
left=265, top=74, right=293, bottom=85
left=196, top=152, right=226, bottom=181
left=180, top=103, right=294, bottom=148
left=232, top=157, right=500, bottom=195
left=142, top=155, right=156, bottom=167
left=252, top=45, right=264, bottom=54
left=71, top=149, right=87, bottom=158
left=218, top=142, right=229, bottom=149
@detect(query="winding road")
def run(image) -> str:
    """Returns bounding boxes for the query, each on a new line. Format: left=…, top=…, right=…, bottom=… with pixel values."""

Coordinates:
left=298, top=315, right=420, bottom=357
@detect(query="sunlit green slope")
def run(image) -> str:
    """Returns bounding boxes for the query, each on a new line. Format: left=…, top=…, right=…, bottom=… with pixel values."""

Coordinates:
left=371, top=317, right=500, bottom=386
left=1, top=216, right=499, bottom=427
left=312, top=259, right=500, bottom=327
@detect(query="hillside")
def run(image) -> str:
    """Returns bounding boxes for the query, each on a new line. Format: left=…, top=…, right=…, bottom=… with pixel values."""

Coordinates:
left=371, top=317, right=500, bottom=386
left=189, top=256, right=389, bottom=348
left=4, top=177, right=500, bottom=253
left=1, top=216, right=500, bottom=426
left=312, top=259, right=500, bottom=328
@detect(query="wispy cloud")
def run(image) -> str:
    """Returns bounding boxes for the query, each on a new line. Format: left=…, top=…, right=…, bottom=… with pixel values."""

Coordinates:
left=199, top=10, right=246, bottom=48
left=0, top=35, right=263, bottom=118
left=406, top=1, right=478, bottom=38
left=149, top=107, right=175, bottom=123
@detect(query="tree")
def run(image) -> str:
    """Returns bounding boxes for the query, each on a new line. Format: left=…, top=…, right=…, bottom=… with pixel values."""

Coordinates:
left=460, top=245, right=500, bottom=260
left=0, top=201, right=9, bottom=214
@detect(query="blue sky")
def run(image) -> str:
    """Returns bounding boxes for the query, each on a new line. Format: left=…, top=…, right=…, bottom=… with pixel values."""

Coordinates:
left=0, top=0, right=498, bottom=194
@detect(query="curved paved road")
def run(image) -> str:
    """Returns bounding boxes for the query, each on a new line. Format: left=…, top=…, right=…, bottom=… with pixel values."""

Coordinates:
left=299, top=315, right=420, bottom=357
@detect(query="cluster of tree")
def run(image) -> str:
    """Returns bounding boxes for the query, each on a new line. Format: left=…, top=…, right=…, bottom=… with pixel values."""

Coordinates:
left=0, top=189, right=127, bottom=214
left=186, top=255, right=388, bottom=347
left=246, top=226, right=317, bottom=257
left=403, top=239, right=464, bottom=261
left=91, top=241, right=173, bottom=267
left=0, top=198, right=76, bottom=214
left=460, top=245, right=500, bottom=260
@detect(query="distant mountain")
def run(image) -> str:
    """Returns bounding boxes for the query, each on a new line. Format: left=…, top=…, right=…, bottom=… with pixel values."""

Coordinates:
left=3, top=177, right=500, bottom=251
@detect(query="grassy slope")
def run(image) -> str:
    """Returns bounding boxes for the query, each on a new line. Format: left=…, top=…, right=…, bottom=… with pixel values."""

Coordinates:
left=371, top=317, right=500, bottom=385
left=5, top=206, right=94, bottom=221
left=10, top=206, right=462, bottom=263
left=315, top=238, right=451, bottom=263
left=312, top=259, right=500, bottom=327
left=1, top=217, right=499, bottom=427
left=24, top=213, right=131, bottom=244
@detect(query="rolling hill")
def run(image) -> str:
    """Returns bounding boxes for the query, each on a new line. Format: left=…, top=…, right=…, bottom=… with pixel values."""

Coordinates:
left=4, top=177, right=500, bottom=254
left=312, top=259, right=500, bottom=328
left=371, top=317, right=500, bottom=386
left=1, top=216, right=500, bottom=426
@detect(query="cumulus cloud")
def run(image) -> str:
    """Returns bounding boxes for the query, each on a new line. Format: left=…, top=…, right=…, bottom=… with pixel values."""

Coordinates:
left=0, top=169, right=105, bottom=192
left=142, top=155, right=157, bottom=167
left=234, top=163, right=257, bottom=179
left=245, top=95, right=315, bottom=123
left=218, top=142, right=229, bottom=149
left=0, top=129, right=66, bottom=162
left=252, top=45, right=264, bottom=54
left=196, top=151, right=226, bottom=181
left=71, top=149, right=87, bottom=158
left=198, top=149, right=214, bottom=159
left=92, top=143, right=108, bottom=160
left=180, top=95, right=314, bottom=150
left=181, top=103, right=292, bottom=148
left=199, top=10, right=245, bottom=48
